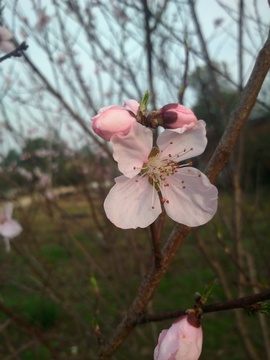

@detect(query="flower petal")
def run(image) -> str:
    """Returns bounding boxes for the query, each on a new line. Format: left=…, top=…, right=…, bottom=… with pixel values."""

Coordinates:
left=0, top=219, right=22, bottom=238
left=124, top=99, right=140, bottom=114
left=158, top=103, right=198, bottom=130
left=91, top=105, right=136, bottom=141
left=157, top=120, right=207, bottom=161
left=111, top=122, right=153, bottom=178
left=154, top=316, right=203, bottom=360
left=161, top=168, right=218, bottom=226
left=104, top=175, right=161, bottom=229
left=154, top=328, right=179, bottom=360
left=0, top=41, right=16, bottom=53
left=0, top=27, right=13, bottom=41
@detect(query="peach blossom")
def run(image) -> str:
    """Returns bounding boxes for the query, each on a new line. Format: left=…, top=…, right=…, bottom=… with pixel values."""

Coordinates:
left=158, top=104, right=198, bottom=130
left=91, top=100, right=139, bottom=141
left=154, top=315, right=203, bottom=360
left=0, top=27, right=15, bottom=53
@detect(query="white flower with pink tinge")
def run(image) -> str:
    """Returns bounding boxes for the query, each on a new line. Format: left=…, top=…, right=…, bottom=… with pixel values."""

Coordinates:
left=0, top=27, right=15, bottom=53
left=154, top=314, right=203, bottom=360
left=0, top=203, right=22, bottom=252
left=104, top=121, right=218, bottom=229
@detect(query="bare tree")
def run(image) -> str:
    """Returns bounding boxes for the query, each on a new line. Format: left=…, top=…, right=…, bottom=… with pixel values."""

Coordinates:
left=0, top=1, right=270, bottom=359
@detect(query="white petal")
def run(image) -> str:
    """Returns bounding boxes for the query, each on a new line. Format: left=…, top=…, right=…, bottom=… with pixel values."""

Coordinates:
left=154, top=326, right=179, bottom=359
left=157, top=120, right=207, bottom=161
left=104, top=175, right=161, bottom=229
left=111, top=122, right=153, bottom=178
left=124, top=99, right=140, bottom=114
left=161, top=168, right=218, bottom=226
left=0, top=220, right=22, bottom=238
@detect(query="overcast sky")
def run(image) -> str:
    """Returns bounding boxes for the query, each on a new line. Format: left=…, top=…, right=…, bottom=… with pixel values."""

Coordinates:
left=1, top=0, right=269, bottom=154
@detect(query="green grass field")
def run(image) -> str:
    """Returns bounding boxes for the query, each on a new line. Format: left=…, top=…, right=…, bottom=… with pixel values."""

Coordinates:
left=0, top=190, right=269, bottom=359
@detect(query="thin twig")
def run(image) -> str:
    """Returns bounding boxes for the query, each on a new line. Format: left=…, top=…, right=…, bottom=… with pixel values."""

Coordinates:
left=150, top=221, right=162, bottom=268
left=0, top=42, right=28, bottom=63
left=136, top=289, right=270, bottom=324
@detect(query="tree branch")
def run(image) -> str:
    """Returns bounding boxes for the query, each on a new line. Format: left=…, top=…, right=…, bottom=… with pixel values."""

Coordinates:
left=136, top=289, right=270, bottom=324
left=0, top=42, right=28, bottom=63
left=98, top=29, right=270, bottom=360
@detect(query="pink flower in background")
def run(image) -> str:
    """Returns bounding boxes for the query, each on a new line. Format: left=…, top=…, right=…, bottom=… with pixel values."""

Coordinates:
left=17, top=167, right=33, bottom=181
left=104, top=121, right=218, bottom=229
left=56, top=54, right=66, bottom=65
left=34, top=168, right=54, bottom=200
left=0, top=203, right=22, bottom=252
left=20, top=153, right=31, bottom=161
left=154, top=314, right=203, bottom=360
left=21, top=17, right=29, bottom=24
left=4, top=76, right=12, bottom=84
left=36, top=10, right=51, bottom=32
left=0, top=26, right=15, bottom=53
left=213, top=18, right=224, bottom=28
left=158, top=104, right=198, bottom=130
left=44, top=189, right=54, bottom=200
left=91, top=99, right=139, bottom=141
left=34, top=149, right=59, bottom=158
left=34, top=168, right=51, bottom=188
left=20, top=28, right=28, bottom=39
left=79, top=166, right=89, bottom=175
left=27, top=128, right=38, bottom=136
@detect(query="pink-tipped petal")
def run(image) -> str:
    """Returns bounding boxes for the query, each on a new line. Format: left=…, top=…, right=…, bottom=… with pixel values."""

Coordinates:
left=158, top=103, right=198, bottom=130
left=124, top=99, right=140, bottom=114
left=111, top=122, right=153, bottom=178
left=104, top=175, right=161, bottom=229
left=157, top=120, right=207, bottom=161
left=91, top=105, right=136, bottom=141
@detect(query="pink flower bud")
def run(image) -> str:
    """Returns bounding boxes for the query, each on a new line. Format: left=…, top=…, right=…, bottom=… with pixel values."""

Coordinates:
left=91, top=100, right=139, bottom=141
left=158, top=104, right=198, bottom=130
left=154, top=314, right=203, bottom=360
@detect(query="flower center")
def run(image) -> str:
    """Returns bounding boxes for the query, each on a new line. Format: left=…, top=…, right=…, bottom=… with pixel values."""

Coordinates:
left=141, top=147, right=180, bottom=191
left=133, top=144, right=193, bottom=209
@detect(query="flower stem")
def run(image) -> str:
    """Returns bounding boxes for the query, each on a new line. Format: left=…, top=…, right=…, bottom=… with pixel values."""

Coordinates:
left=150, top=221, right=162, bottom=268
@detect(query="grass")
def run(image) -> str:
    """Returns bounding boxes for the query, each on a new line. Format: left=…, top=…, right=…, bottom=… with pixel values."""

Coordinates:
left=0, top=190, right=269, bottom=359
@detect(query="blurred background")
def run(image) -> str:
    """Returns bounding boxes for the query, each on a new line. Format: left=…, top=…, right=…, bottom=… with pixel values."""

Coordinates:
left=0, top=0, right=270, bottom=359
